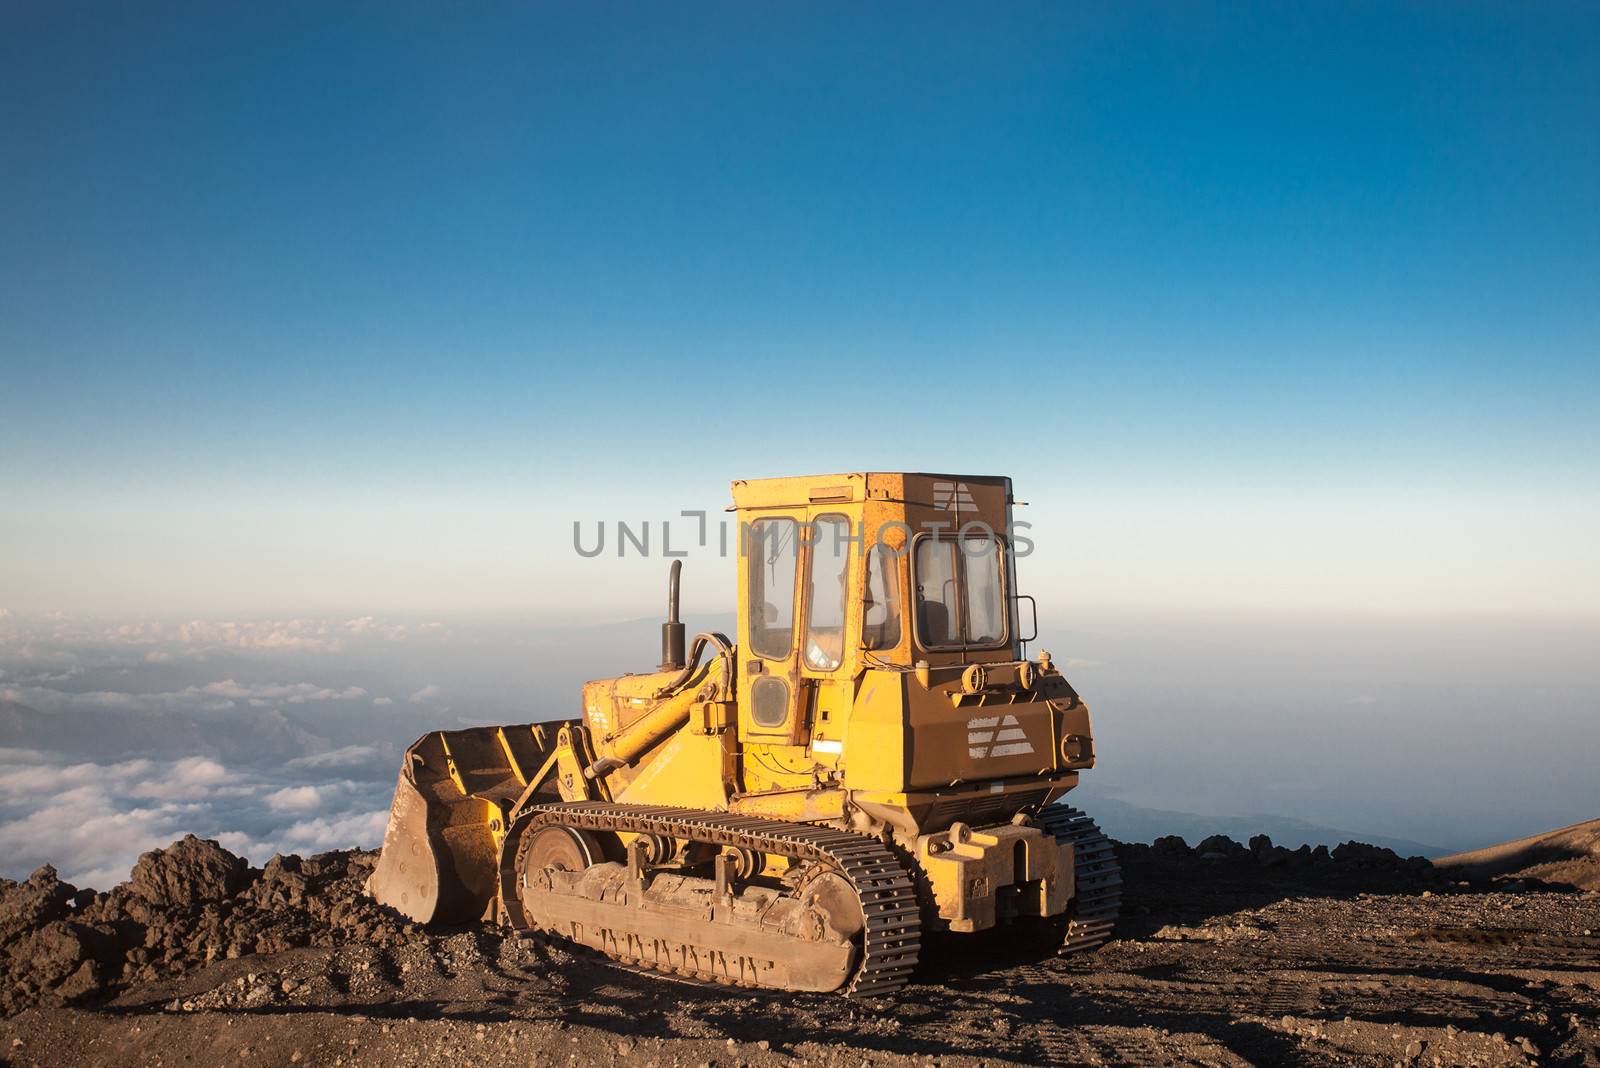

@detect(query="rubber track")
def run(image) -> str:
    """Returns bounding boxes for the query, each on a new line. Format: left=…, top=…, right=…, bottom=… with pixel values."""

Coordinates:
left=512, top=801, right=922, bottom=997
left=1039, top=805, right=1123, bottom=954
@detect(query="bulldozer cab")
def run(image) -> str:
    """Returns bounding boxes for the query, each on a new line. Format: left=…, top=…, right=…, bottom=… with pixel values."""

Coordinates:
left=730, top=473, right=1023, bottom=751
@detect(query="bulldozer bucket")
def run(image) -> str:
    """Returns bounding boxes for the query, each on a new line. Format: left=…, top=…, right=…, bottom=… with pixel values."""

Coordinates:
left=366, top=720, right=577, bottom=924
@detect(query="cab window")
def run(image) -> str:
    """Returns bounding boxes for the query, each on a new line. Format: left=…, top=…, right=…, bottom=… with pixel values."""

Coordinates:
left=913, top=533, right=1007, bottom=649
left=961, top=536, right=1005, bottom=643
left=803, top=515, right=850, bottom=670
left=914, top=538, right=959, bottom=646
left=864, top=543, right=902, bottom=651
left=747, top=517, right=798, bottom=659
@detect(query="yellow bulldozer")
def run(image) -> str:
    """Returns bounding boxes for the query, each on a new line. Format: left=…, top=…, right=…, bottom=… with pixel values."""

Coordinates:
left=368, top=473, right=1119, bottom=996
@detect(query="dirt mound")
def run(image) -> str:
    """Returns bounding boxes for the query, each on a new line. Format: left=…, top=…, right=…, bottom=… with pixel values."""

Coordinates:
left=1435, top=818, right=1600, bottom=891
left=0, top=837, right=409, bottom=1016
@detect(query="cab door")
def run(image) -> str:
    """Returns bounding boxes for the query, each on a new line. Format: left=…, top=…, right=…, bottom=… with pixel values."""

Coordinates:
left=798, top=511, right=857, bottom=747
left=737, top=511, right=808, bottom=745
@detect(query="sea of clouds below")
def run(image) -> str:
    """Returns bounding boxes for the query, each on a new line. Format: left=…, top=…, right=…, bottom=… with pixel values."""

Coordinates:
left=0, top=745, right=393, bottom=888
left=0, top=609, right=715, bottom=887
left=0, top=612, right=498, bottom=887
left=2, top=607, right=1597, bottom=880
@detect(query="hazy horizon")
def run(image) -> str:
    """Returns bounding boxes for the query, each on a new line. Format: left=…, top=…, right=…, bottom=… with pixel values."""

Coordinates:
left=4, top=604, right=1595, bottom=887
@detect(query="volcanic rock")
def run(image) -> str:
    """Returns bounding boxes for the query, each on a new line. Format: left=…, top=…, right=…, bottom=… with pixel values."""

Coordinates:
left=0, top=866, right=76, bottom=946
left=128, top=835, right=250, bottom=908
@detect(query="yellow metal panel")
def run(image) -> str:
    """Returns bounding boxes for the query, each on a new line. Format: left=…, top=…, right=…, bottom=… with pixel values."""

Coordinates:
left=916, top=822, right=1071, bottom=932
left=728, top=786, right=845, bottom=824
left=739, top=741, right=815, bottom=794
left=841, top=669, right=906, bottom=793
left=905, top=686, right=1057, bottom=787
left=612, top=730, right=730, bottom=810
left=731, top=473, right=869, bottom=510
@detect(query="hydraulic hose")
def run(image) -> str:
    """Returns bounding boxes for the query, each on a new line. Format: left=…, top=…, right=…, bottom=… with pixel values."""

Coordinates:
left=655, top=630, right=735, bottom=699
left=583, top=632, right=738, bottom=780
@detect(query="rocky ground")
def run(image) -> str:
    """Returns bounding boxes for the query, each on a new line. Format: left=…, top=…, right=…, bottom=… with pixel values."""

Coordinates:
left=1, top=831, right=1597, bottom=1067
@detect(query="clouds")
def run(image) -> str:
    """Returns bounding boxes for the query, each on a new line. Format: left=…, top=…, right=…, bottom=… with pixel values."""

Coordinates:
left=116, top=757, right=242, bottom=801
left=91, top=617, right=419, bottom=655
left=271, top=810, right=389, bottom=854
left=0, top=680, right=370, bottom=716
left=174, top=618, right=399, bottom=653
left=0, top=610, right=596, bottom=889
left=0, top=614, right=458, bottom=887
left=264, top=785, right=329, bottom=813
left=0, top=747, right=392, bottom=889
left=0, top=612, right=436, bottom=661
left=0, top=752, right=148, bottom=796
left=198, top=680, right=367, bottom=703
left=284, top=745, right=386, bottom=771
left=0, top=614, right=453, bottom=729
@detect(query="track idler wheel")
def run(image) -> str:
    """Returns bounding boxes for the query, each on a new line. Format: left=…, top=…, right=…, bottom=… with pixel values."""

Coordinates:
left=504, top=824, right=604, bottom=928
left=526, top=825, right=602, bottom=871
left=795, top=865, right=866, bottom=943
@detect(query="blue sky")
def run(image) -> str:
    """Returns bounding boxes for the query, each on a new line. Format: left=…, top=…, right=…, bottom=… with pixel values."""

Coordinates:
left=3, top=3, right=1597, bottom=617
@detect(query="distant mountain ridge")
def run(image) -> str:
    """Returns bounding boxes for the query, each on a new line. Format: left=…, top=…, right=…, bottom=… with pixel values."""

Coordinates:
left=1435, top=817, right=1600, bottom=889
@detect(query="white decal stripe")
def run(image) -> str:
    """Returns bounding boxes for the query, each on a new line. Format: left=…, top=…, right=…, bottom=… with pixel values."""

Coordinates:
left=990, top=742, right=1035, bottom=757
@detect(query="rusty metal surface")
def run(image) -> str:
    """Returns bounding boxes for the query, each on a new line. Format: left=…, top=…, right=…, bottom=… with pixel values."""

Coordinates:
left=366, top=769, right=447, bottom=923
left=366, top=721, right=579, bottom=923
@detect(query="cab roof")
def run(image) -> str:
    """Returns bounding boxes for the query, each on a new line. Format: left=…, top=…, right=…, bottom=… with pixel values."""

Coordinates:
left=729, top=472, right=1013, bottom=510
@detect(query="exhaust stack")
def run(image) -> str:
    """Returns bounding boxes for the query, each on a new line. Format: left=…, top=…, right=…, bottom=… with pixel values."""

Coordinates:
left=660, top=560, right=686, bottom=671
